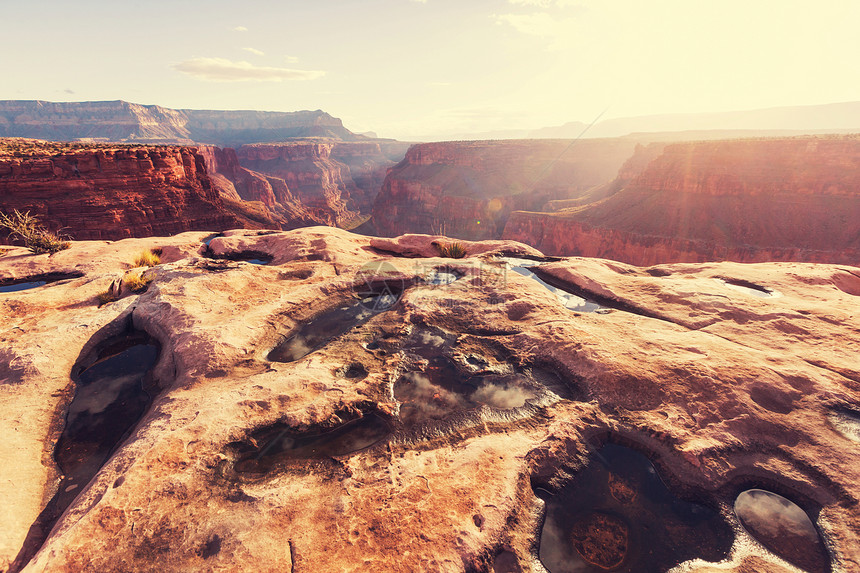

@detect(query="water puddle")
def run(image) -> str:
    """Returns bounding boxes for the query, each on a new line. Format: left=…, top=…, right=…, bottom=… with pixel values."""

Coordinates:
left=10, top=331, right=161, bottom=572
left=268, top=293, right=397, bottom=363
left=0, top=273, right=82, bottom=294
left=0, top=280, right=47, bottom=293
left=537, top=443, right=733, bottom=573
left=393, top=330, right=562, bottom=428
left=734, top=489, right=829, bottom=572
left=829, top=408, right=860, bottom=442
left=230, top=413, right=391, bottom=475
left=715, top=278, right=779, bottom=298
left=497, top=258, right=606, bottom=313
left=202, top=233, right=223, bottom=246
left=424, top=267, right=461, bottom=286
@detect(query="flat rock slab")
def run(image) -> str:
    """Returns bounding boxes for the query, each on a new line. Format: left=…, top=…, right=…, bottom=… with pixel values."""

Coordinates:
left=0, top=227, right=858, bottom=572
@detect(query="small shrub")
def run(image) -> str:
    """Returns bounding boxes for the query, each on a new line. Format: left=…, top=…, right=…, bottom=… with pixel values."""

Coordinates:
left=0, top=209, right=70, bottom=254
left=132, top=249, right=161, bottom=268
left=123, top=271, right=152, bottom=293
left=436, top=241, right=467, bottom=259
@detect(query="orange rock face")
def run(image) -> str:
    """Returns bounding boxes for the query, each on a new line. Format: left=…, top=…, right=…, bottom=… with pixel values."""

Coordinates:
left=0, top=140, right=241, bottom=241
left=372, top=139, right=644, bottom=240
left=504, top=136, right=860, bottom=265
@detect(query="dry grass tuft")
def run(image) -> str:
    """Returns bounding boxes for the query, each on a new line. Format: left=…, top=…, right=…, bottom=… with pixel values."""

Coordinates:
left=0, top=209, right=70, bottom=254
left=123, top=271, right=153, bottom=293
left=132, top=249, right=161, bottom=268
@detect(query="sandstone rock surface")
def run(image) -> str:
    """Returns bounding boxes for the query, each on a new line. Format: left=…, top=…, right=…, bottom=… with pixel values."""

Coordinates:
left=0, top=228, right=858, bottom=572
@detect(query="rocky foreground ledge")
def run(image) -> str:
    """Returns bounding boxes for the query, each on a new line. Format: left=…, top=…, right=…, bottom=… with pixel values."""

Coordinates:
left=0, top=227, right=858, bottom=572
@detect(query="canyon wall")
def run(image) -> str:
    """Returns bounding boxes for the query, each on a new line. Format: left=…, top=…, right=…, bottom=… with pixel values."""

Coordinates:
left=196, top=145, right=320, bottom=229
left=0, top=140, right=241, bottom=241
left=371, top=139, right=643, bottom=240
left=236, top=141, right=409, bottom=226
left=503, top=136, right=860, bottom=265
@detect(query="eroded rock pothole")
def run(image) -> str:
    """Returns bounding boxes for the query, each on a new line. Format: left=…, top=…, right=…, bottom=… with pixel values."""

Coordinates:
left=497, top=257, right=606, bottom=313
left=229, top=412, right=392, bottom=476
left=393, top=328, right=572, bottom=430
left=268, top=293, right=398, bottom=363
left=0, top=272, right=83, bottom=294
left=11, top=328, right=163, bottom=572
left=536, top=443, right=733, bottom=573
left=734, top=488, right=830, bottom=572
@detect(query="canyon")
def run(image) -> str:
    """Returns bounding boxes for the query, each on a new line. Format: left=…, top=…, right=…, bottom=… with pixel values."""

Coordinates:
left=371, top=139, right=655, bottom=240
left=503, top=136, right=860, bottom=265
left=0, top=101, right=410, bottom=238
left=0, top=227, right=858, bottom=572
left=373, top=135, right=860, bottom=266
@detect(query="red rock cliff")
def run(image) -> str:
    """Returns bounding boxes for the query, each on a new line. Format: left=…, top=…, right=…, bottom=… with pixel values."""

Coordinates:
left=196, top=145, right=320, bottom=229
left=0, top=139, right=241, bottom=241
left=236, top=141, right=406, bottom=225
left=503, top=136, right=860, bottom=265
left=371, top=139, right=642, bottom=240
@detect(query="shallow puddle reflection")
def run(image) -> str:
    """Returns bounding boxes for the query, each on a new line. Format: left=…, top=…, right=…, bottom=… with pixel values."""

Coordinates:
left=538, top=444, right=733, bottom=573
left=497, top=258, right=605, bottom=313
left=10, top=331, right=161, bottom=572
left=232, top=414, right=391, bottom=474
left=734, top=489, right=829, bottom=572
left=268, top=294, right=396, bottom=363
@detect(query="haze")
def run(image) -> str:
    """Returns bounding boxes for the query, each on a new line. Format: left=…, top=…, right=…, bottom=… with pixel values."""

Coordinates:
left=2, top=0, right=858, bottom=140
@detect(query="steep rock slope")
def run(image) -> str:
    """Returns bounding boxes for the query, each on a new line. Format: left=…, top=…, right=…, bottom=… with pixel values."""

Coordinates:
left=372, top=139, right=643, bottom=240
left=504, top=136, right=860, bottom=265
left=196, top=145, right=319, bottom=229
left=0, top=228, right=857, bottom=572
left=0, top=139, right=240, bottom=241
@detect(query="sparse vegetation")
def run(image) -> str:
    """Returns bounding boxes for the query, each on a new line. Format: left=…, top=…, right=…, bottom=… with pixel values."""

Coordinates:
left=436, top=241, right=467, bottom=259
left=132, top=249, right=161, bottom=268
left=97, top=289, right=120, bottom=306
left=123, top=271, right=153, bottom=293
left=0, top=209, right=70, bottom=254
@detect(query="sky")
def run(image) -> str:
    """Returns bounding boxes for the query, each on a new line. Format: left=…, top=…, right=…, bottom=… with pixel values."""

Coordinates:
left=2, top=0, right=859, bottom=140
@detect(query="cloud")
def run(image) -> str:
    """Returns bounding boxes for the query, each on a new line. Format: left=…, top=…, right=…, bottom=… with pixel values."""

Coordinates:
left=233, top=26, right=248, bottom=32
left=173, top=57, right=325, bottom=82
left=242, top=47, right=265, bottom=56
left=64, top=88, right=75, bottom=94
left=284, top=55, right=300, bottom=63
left=410, top=0, right=427, bottom=3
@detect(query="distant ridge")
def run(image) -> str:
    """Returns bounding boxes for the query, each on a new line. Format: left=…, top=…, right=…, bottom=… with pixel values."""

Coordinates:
left=0, top=100, right=365, bottom=146
left=426, top=101, right=860, bottom=141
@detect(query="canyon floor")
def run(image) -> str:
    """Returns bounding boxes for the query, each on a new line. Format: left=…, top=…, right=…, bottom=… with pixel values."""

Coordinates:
left=0, top=228, right=858, bottom=572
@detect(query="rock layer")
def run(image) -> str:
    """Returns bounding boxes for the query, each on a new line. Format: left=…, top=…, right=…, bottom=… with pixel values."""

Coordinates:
left=0, top=228, right=858, bottom=572
left=0, top=140, right=241, bottom=241
left=503, top=136, right=860, bottom=265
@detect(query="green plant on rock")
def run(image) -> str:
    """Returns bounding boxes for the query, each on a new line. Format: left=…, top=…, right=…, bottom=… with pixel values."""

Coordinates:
left=436, top=241, right=467, bottom=259
left=0, top=209, right=70, bottom=254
